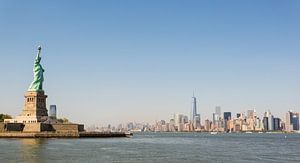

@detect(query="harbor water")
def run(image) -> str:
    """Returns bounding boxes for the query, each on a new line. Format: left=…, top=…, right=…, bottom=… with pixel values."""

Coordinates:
left=0, top=132, right=300, bottom=162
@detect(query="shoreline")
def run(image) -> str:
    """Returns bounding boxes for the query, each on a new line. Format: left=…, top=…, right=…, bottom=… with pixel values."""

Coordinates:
left=0, top=131, right=133, bottom=138
left=130, top=131, right=299, bottom=134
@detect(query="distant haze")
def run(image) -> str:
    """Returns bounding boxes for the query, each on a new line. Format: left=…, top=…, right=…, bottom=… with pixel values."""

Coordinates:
left=0, top=1, right=299, bottom=126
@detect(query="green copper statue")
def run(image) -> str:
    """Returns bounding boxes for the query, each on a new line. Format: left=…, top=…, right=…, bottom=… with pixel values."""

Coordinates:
left=28, top=46, right=44, bottom=92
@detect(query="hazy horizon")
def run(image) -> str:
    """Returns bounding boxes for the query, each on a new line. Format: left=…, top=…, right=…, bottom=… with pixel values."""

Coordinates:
left=0, top=1, right=299, bottom=126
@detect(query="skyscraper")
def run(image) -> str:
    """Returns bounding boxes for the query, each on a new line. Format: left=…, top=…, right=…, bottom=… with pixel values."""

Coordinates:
left=223, top=112, right=231, bottom=132
left=174, top=114, right=184, bottom=127
left=49, top=105, right=57, bottom=119
left=292, top=113, right=299, bottom=131
left=224, top=112, right=231, bottom=121
left=213, top=106, right=221, bottom=130
left=263, top=111, right=274, bottom=131
left=273, top=118, right=281, bottom=131
left=247, top=109, right=256, bottom=119
left=286, top=111, right=293, bottom=132
left=192, top=95, right=197, bottom=120
left=204, top=119, right=211, bottom=131
left=263, top=117, right=268, bottom=131
left=215, top=106, right=221, bottom=116
left=268, top=114, right=274, bottom=131
left=191, top=95, right=201, bottom=129
left=49, top=105, right=56, bottom=119
left=212, top=113, right=218, bottom=126
left=285, top=110, right=299, bottom=132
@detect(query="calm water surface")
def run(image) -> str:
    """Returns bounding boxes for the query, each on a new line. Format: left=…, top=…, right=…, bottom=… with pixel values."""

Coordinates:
left=0, top=132, right=300, bottom=163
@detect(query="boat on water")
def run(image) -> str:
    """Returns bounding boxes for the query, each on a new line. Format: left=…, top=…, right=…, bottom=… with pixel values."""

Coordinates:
left=125, top=132, right=133, bottom=138
left=210, top=132, right=218, bottom=135
left=245, top=131, right=253, bottom=134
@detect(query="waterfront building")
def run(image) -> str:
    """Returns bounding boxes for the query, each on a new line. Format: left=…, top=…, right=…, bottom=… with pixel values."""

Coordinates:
left=285, top=110, right=299, bottom=132
left=168, top=119, right=176, bottom=132
left=280, top=121, right=286, bottom=131
left=235, top=119, right=243, bottom=132
left=162, top=123, right=169, bottom=132
left=183, top=123, right=193, bottom=132
left=174, top=114, right=189, bottom=131
left=223, top=112, right=231, bottom=132
left=273, top=118, right=281, bottom=131
left=227, top=119, right=234, bottom=132
left=212, top=106, right=222, bottom=131
left=240, top=113, right=246, bottom=119
left=212, top=113, right=219, bottom=129
left=215, top=106, right=221, bottom=116
left=246, top=118, right=255, bottom=131
left=155, top=120, right=170, bottom=132
left=117, top=124, right=123, bottom=131
left=170, top=118, right=175, bottom=125
left=263, top=117, right=268, bottom=131
left=212, top=113, right=217, bottom=125
left=127, top=122, right=134, bottom=131
left=268, top=114, right=274, bottom=131
left=263, top=111, right=274, bottom=131
left=224, top=112, right=231, bottom=121
left=183, top=116, right=189, bottom=124
left=204, top=119, right=211, bottom=131
left=234, top=124, right=241, bottom=132
left=292, top=112, right=299, bottom=130
left=174, top=114, right=183, bottom=127
left=247, top=109, right=256, bottom=119
left=255, top=117, right=263, bottom=131
left=285, top=111, right=293, bottom=132
left=193, top=115, right=201, bottom=130
left=155, top=121, right=163, bottom=132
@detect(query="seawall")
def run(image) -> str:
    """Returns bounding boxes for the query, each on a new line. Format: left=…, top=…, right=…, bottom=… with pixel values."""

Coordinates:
left=0, top=131, right=132, bottom=138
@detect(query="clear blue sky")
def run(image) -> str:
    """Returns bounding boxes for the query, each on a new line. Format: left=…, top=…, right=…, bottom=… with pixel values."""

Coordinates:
left=0, top=0, right=299, bottom=125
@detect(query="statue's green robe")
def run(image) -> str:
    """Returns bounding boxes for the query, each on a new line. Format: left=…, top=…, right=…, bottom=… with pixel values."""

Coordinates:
left=28, top=55, right=44, bottom=92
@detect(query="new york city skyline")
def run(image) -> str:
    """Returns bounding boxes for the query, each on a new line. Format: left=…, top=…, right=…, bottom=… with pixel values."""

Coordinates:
left=0, top=1, right=300, bottom=126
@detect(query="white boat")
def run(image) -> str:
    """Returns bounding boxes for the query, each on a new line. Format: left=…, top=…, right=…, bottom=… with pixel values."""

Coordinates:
left=210, top=132, right=218, bottom=135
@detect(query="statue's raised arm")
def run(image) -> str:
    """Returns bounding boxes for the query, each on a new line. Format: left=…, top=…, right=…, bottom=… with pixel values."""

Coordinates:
left=36, top=46, right=42, bottom=62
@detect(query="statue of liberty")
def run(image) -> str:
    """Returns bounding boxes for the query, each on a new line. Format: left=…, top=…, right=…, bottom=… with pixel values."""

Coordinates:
left=28, top=46, right=44, bottom=92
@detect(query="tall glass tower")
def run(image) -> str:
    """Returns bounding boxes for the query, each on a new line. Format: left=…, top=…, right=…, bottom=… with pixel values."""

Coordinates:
left=191, top=94, right=201, bottom=129
left=192, top=96, right=197, bottom=120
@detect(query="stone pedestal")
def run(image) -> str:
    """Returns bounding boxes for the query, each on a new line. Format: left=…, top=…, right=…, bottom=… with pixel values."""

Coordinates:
left=17, top=91, right=48, bottom=123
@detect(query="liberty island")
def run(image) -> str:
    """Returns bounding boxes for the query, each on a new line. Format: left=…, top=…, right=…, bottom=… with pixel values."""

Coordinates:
left=0, top=46, right=130, bottom=138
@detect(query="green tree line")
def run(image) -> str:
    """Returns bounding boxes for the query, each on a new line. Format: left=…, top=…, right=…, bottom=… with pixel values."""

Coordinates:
left=0, top=114, right=12, bottom=122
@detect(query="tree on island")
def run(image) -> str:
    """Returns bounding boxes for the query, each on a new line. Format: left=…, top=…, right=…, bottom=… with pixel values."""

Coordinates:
left=0, top=114, right=12, bottom=122
left=57, top=117, right=70, bottom=124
